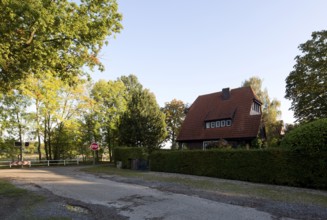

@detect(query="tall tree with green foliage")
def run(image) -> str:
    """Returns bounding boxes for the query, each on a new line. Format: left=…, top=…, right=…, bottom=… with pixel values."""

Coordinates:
left=242, top=77, right=282, bottom=147
left=117, top=74, right=143, bottom=97
left=50, top=80, right=88, bottom=160
left=91, top=79, right=127, bottom=161
left=161, top=99, right=186, bottom=149
left=22, top=72, right=88, bottom=160
left=0, top=0, right=122, bottom=91
left=285, top=30, right=327, bottom=123
left=119, top=88, right=167, bottom=152
left=0, top=90, right=31, bottom=160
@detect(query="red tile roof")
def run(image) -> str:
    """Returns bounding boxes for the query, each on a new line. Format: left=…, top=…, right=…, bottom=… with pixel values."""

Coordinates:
left=177, top=87, right=262, bottom=141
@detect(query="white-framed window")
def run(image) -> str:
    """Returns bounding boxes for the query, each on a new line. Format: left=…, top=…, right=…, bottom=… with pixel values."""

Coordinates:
left=250, top=102, right=261, bottom=115
left=210, top=121, right=216, bottom=128
left=252, top=102, right=261, bottom=112
left=205, top=119, right=232, bottom=129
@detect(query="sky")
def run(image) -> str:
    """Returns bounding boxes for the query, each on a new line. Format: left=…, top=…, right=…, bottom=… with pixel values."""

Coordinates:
left=90, top=0, right=327, bottom=124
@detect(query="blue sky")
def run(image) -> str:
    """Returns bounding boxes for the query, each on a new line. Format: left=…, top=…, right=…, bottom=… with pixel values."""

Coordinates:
left=90, top=0, right=327, bottom=124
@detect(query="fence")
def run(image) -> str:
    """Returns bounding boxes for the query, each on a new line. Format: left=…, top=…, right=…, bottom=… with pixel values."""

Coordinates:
left=0, top=159, right=79, bottom=168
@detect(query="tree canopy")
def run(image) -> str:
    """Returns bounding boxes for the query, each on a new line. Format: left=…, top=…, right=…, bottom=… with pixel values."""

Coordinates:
left=242, top=76, right=282, bottom=147
left=119, top=87, right=167, bottom=151
left=91, top=79, right=127, bottom=161
left=161, top=99, right=186, bottom=149
left=285, top=30, right=327, bottom=123
left=0, top=0, right=122, bottom=91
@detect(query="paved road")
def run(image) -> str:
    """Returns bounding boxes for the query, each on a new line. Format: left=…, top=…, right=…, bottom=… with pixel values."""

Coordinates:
left=1, top=167, right=293, bottom=220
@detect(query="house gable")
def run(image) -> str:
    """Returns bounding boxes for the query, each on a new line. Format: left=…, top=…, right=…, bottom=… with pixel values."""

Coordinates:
left=176, top=87, right=262, bottom=145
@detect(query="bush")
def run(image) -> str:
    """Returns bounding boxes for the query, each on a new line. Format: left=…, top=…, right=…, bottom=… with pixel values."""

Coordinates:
left=281, top=118, right=327, bottom=153
left=150, top=149, right=327, bottom=189
left=113, top=147, right=148, bottom=169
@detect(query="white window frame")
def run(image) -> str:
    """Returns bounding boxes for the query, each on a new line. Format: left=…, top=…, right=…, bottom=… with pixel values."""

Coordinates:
left=206, top=122, right=210, bottom=128
left=221, top=120, right=226, bottom=127
left=216, top=121, right=220, bottom=127
left=210, top=121, right=216, bottom=128
left=250, top=102, right=261, bottom=115
left=226, top=119, right=232, bottom=126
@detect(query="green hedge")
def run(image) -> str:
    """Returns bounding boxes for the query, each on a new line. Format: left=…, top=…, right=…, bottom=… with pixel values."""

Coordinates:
left=113, top=147, right=148, bottom=169
left=149, top=149, right=327, bottom=189
left=281, top=118, right=327, bottom=153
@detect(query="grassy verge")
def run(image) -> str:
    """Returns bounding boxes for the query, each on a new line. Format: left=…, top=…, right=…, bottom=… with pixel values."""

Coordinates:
left=83, top=165, right=327, bottom=207
left=0, top=179, right=45, bottom=218
left=0, top=179, right=44, bottom=200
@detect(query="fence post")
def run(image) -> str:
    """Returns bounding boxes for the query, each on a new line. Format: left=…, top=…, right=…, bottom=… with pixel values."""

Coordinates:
left=77, top=158, right=79, bottom=165
left=64, top=160, right=66, bottom=166
left=47, top=160, right=50, bottom=166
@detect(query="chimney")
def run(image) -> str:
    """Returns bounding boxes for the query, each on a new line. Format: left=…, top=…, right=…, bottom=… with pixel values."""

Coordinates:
left=222, top=88, right=230, bottom=100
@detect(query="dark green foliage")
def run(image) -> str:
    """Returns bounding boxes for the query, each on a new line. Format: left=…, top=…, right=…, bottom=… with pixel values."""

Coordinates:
left=150, top=149, right=327, bottom=189
left=281, top=118, right=327, bottom=153
left=251, top=137, right=264, bottom=149
left=285, top=30, right=327, bottom=122
left=0, top=138, right=19, bottom=159
left=113, top=147, right=148, bottom=169
left=118, top=88, right=167, bottom=151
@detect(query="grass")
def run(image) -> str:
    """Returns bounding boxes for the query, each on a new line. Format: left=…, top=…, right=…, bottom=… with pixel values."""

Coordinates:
left=83, top=165, right=327, bottom=207
left=0, top=179, right=45, bottom=219
left=0, top=179, right=28, bottom=196
left=0, top=179, right=80, bottom=220
left=0, top=179, right=44, bottom=201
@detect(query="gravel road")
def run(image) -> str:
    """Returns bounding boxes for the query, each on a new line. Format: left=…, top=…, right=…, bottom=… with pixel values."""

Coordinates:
left=1, top=166, right=326, bottom=220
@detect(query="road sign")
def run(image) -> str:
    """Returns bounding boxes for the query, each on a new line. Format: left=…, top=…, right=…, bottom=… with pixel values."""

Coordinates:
left=89, top=142, right=99, bottom=151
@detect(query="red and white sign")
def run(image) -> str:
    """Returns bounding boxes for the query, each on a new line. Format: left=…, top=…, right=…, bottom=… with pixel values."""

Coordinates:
left=89, top=142, right=99, bottom=151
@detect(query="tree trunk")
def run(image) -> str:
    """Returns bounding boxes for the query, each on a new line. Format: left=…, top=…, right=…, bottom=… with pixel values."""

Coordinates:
left=47, top=114, right=52, bottom=160
left=17, top=112, right=23, bottom=161
left=44, top=117, right=49, bottom=160
left=107, top=127, right=112, bottom=162
left=171, top=131, right=176, bottom=150
left=36, top=99, right=42, bottom=160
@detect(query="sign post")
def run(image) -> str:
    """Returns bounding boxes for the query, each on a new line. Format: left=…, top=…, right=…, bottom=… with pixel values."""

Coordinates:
left=89, top=143, right=99, bottom=165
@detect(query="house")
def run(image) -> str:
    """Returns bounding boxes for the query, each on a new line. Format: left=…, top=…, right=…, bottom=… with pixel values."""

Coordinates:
left=176, top=87, right=265, bottom=149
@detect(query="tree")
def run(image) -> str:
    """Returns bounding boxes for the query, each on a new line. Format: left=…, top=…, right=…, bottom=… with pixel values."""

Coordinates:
left=22, top=72, right=88, bottom=160
left=161, top=99, right=186, bottom=149
left=50, top=80, right=89, bottom=160
left=0, top=90, right=31, bottom=160
left=117, top=74, right=143, bottom=102
left=119, top=88, right=167, bottom=152
left=0, top=0, right=122, bottom=91
left=242, top=76, right=282, bottom=147
left=91, top=79, right=127, bottom=161
left=285, top=30, right=327, bottom=123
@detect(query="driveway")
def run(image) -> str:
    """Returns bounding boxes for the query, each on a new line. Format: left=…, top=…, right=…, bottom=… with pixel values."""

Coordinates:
left=1, top=166, right=296, bottom=220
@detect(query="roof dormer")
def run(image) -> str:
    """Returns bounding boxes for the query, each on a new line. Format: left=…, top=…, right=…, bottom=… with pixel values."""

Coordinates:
left=250, top=100, right=261, bottom=115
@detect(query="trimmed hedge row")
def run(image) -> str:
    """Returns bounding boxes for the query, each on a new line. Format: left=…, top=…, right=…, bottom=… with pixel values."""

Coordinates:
left=149, top=149, right=327, bottom=189
left=113, top=147, right=148, bottom=169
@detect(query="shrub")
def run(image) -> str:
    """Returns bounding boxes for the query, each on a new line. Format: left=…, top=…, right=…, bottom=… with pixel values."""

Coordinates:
left=281, top=118, right=327, bottom=153
left=251, top=137, right=263, bottom=149
left=113, top=147, right=148, bottom=169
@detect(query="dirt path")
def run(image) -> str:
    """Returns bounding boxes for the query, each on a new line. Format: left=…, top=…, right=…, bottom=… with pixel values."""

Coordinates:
left=1, top=166, right=326, bottom=219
